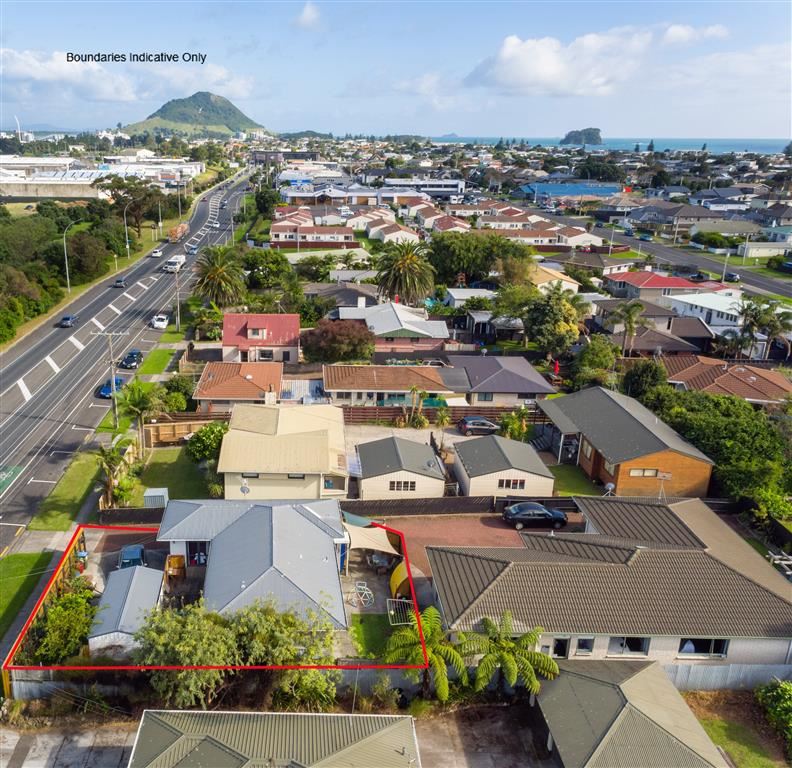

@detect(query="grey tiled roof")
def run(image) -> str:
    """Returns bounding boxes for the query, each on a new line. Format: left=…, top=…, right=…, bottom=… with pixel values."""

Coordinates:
left=445, top=355, right=555, bottom=394
left=455, top=435, right=554, bottom=479
left=358, top=437, right=445, bottom=480
left=537, top=387, right=713, bottom=464
left=427, top=544, right=792, bottom=637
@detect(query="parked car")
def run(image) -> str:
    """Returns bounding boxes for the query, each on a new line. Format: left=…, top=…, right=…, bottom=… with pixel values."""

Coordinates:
left=503, top=502, right=568, bottom=531
left=457, top=416, right=500, bottom=436
left=724, top=272, right=741, bottom=282
left=98, top=376, right=125, bottom=398
left=59, top=314, right=78, bottom=328
left=119, top=349, right=143, bottom=369
left=150, top=248, right=164, bottom=258
left=638, top=234, right=653, bottom=242
left=150, top=314, right=169, bottom=330
left=113, top=277, right=127, bottom=289
left=118, top=544, right=145, bottom=569
left=688, top=272, right=708, bottom=282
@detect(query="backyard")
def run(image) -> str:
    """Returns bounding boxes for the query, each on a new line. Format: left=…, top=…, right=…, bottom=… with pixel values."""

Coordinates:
left=550, top=464, right=599, bottom=496
left=128, top=446, right=209, bottom=506
left=0, top=552, right=53, bottom=637
left=349, top=613, right=392, bottom=658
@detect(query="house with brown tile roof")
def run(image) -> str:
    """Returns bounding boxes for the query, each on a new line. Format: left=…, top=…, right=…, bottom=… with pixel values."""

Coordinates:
left=660, top=355, right=792, bottom=404
left=194, top=362, right=283, bottom=413
left=322, top=365, right=454, bottom=406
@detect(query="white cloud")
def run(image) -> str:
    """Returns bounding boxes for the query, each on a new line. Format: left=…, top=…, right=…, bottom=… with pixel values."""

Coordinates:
left=295, top=2, right=320, bottom=28
left=466, top=28, right=653, bottom=97
left=662, top=24, right=729, bottom=45
left=395, top=72, right=457, bottom=110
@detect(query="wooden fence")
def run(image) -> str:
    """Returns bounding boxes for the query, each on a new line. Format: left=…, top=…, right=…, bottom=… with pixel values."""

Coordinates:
left=341, top=405, right=548, bottom=425
left=144, top=418, right=220, bottom=447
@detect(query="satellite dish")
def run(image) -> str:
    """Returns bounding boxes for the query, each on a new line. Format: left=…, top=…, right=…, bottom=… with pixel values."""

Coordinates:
left=240, top=485, right=250, bottom=495
left=604, top=482, right=615, bottom=497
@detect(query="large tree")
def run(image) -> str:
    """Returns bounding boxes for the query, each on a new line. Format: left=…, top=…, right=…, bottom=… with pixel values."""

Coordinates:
left=621, top=359, right=667, bottom=399
left=301, top=319, right=375, bottom=363
left=572, top=334, right=619, bottom=389
left=607, top=300, right=650, bottom=356
left=376, top=241, right=435, bottom=305
left=92, top=175, right=162, bottom=237
left=95, top=443, right=127, bottom=506
left=194, top=247, right=246, bottom=307
left=525, top=290, right=581, bottom=357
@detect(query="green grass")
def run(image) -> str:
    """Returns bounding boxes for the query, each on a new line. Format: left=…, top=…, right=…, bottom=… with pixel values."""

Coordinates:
left=95, top=408, right=133, bottom=434
left=697, top=717, right=785, bottom=768
left=160, top=325, right=186, bottom=343
left=484, top=340, right=539, bottom=353
left=744, top=266, right=792, bottom=281
left=138, top=349, right=174, bottom=375
left=0, top=552, right=53, bottom=639
left=550, top=464, right=599, bottom=496
left=349, top=613, right=393, bottom=658
left=129, top=446, right=209, bottom=506
left=28, top=452, right=102, bottom=531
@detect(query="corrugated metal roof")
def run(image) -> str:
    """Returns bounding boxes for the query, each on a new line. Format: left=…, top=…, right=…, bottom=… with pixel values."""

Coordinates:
left=455, top=435, right=554, bottom=479
left=129, top=711, right=421, bottom=768
left=358, top=437, right=444, bottom=480
left=89, top=566, right=162, bottom=639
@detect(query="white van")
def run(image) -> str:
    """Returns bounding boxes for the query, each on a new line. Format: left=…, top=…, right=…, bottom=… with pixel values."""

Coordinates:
left=163, top=254, right=186, bottom=273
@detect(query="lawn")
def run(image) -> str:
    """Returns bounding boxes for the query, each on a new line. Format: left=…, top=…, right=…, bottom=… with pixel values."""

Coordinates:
left=550, top=464, right=599, bottom=496
left=138, top=349, right=174, bottom=375
left=0, top=552, right=53, bottom=639
left=349, top=613, right=392, bottom=659
left=95, top=408, right=133, bottom=434
left=744, top=266, right=792, bottom=281
left=128, top=446, right=209, bottom=506
left=28, top=451, right=101, bottom=531
left=697, top=719, right=785, bottom=768
left=484, top=340, right=539, bottom=353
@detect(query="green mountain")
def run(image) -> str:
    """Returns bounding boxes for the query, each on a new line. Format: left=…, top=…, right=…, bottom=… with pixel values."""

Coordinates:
left=125, top=92, right=264, bottom=138
left=560, top=128, right=603, bottom=146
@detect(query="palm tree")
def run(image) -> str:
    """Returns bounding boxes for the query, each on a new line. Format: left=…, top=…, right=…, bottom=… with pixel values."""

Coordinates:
left=711, top=328, right=743, bottom=359
left=434, top=406, right=451, bottom=453
left=461, top=611, right=559, bottom=696
left=95, top=443, right=126, bottom=506
left=608, top=300, right=650, bottom=357
left=761, top=303, right=792, bottom=360
left=116, top=380, right=156, bottom=458
left=375, top=241, right=435, bottom=305
left=735, top=297, right=769, bottom=359
left=194, top=247, right=246, bottom=307
left=383, top=606, right=468, bottom=702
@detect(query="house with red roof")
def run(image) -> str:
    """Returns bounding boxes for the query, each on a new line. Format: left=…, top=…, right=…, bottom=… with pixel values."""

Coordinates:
left=604, top=271, right=726, bottom=305
left=222, top=313, right=301, bottom=363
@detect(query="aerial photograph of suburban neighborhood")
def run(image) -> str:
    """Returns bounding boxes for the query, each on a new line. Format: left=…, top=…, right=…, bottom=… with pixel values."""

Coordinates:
left=0, top=0, right=790, bottom=766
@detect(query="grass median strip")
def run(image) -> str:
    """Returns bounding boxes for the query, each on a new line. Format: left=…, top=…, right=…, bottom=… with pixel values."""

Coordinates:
left=28, top=452, right=101, bottom=531
left=0, top=552, right=54, bottom=639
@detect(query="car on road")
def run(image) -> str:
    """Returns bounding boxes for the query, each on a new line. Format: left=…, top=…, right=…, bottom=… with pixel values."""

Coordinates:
left=724, top=272, right=741, bottom=282
left=185, top=245, right=199, bottom=255
left=688, top=272, right=709, bottom=282
left=119, top=348, right=143, bottom=369
left=638, top=234, right=653, bottom=242
left=150, top=248, right=164, bottom=258
left=210, top=221, right=220, bottom=229
left=457, top=416, right=500, bottom=436
left=113, top=277, right=127, bottom=289
left=98, top=376, right=125, bottom=398
left=118, top=544, right=146, bottom=569
left=502, top=501, right=568, bottom=531
left=150, top=313, right=169, bottom=330
left=58, top=314, right=79, bottom=328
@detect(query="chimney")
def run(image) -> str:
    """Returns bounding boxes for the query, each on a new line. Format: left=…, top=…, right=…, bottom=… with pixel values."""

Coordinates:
left=357, top=296, right=366, bottom=309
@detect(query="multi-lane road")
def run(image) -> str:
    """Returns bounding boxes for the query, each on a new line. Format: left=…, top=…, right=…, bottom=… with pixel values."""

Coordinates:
left=0, top=173, right=251, bottom=554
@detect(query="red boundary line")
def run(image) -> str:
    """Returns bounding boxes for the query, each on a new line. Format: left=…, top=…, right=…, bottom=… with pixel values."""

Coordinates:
left=3, top=522, right=428, bottom=672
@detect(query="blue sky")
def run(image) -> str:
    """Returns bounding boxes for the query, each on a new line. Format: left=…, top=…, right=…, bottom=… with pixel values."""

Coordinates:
left=2, top=1, right=789, bottom=137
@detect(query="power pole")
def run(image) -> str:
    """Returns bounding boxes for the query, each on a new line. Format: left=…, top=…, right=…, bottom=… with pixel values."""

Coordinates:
left=92, top=330, right=129, bottom=430
left=174, top=268, right=181, bottom=332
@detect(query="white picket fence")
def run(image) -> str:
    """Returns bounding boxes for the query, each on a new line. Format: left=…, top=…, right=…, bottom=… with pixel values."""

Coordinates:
left=664, top=663, right=792, bottom=691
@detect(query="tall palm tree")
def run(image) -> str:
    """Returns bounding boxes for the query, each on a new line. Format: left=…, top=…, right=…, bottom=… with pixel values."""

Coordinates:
left=194, top=247, right=246, bottom=307
left=735, top=297, right=769, bottom=359
left=761, top=303, right=792, bottom=360
left=461, top=611, right=559, bottom=696
left=375, top=241, right=435, bottom=305
left=608, top=300, right=650, bottom=357
left=712, top=328, right=743, bottom=359
left=95, top=443, right=126, bottom=506
left=383, top=606, right=468, bottom=702
left=434, top=406, right=451, bottom=453
left=116, top=380, right=157, bottom=458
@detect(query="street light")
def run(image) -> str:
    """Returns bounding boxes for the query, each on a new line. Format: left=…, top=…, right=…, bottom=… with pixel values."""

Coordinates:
left=62, top=221, right=77, bottom=294
left=123, top=200, right=133, bottom=259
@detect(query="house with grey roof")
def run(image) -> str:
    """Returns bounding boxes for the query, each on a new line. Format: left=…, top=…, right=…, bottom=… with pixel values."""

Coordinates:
left=453, top=435, right=555, bottom=498
left=88, top=566, right=163, bottom=659
left=535, top=387, right=713, bottom=496
left=157, top=499, right=347, bottom=628
left=128, top=710, right=422, bottom=768
left=357, top=436, right=446, bottom=500
left=426, top=497, right=792, bottom=672
left=530, top=661, right=728, bottom=768
left=445, top=354, right=555, bottom=406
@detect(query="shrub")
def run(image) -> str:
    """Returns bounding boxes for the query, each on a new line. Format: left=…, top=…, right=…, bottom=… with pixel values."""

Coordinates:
left=186, top=421, right=229, bottom=462
left=371, top=672, right=401, bottom=711
left=756, top=680, right=792, bottom=758
left=407, top=698, right=435, bottom=718
left=410, top=413, right=429, bottom=429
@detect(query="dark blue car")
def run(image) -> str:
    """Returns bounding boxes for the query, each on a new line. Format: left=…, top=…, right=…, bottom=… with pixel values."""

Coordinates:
left=118, top=544, right=145, bottom=568
left=98, top=376, right=125, bottom=398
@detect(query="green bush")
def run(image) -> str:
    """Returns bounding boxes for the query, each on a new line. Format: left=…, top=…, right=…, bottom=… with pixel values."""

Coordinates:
left=186, top=421, right=229, bottom=462
left=756, top=680, right=792, bottom=758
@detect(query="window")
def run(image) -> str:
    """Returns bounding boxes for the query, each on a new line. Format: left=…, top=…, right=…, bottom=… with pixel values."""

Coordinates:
left=187, top=541, right=209, bottom=566
left=628, top=468, right=658, bottom=477
left=385, top=337, right=395, bottom=342
left=389, top=480, right=416, bottom=492
left=478, top=392, right=494, bottom=402
left=498, top=479, right=526, bottom=490
left=257, top=349, right=274, bottom=361
left=576, top=637, right=595, bottom=655
left=608, top=636, right=650, bottom=656
left=603, top=460, right=615, bottom=476
left=241, top=472, right=259, bottom=479
left=581, top=440, right=592, bottom=459
left=678, top=638, right=729, bottom=657
left=336, top=391, right=352, bottom=400
left=552, top=638, right=570, bottom=658
left=287, top=473, right=306, bottom=480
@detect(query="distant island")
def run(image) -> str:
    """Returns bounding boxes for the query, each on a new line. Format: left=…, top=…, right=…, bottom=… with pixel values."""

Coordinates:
left=560, top=128, right=603, bottom=145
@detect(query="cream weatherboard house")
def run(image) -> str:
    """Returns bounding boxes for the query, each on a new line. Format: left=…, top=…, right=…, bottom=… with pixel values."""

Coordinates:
left=218, top=404, right=349, bottom=499
left=357, top=437, right=446, bottom=500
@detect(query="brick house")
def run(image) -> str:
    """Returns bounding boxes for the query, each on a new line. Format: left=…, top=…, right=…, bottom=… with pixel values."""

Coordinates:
left=535, top=387, right=713, bottom=496
left=222, top=313, right=301, bottom=363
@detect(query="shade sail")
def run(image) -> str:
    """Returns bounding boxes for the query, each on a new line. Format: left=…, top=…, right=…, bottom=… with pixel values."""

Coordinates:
left=343, top=522, right=401, bottom=556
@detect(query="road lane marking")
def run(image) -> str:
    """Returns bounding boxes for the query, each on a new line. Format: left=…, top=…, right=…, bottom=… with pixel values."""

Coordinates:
left=136, top=281, right=149, bottom=290
left=27, top=478, right=57, bottom=484
left=68, top=336, right=85, bottom=350
left=17, top=379, right=32, bottom=401
left=123, top=292, right=136, bottom=301
left=108, top=304, right=122, bottom=315
left=88, top=403, right=110, bottom=408
left=44, top=355, right=60, bottom=373
left=71, top=425, right=94, bottom=432
left=90, top=317, right=104, bottom=330
left=50, top=450, right=72, bottom=456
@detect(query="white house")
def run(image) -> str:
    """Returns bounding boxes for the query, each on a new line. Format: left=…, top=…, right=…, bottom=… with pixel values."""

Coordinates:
left=554, top=227, right=605, bottom=248
left=357, top=436, right=446, bottom=500
left=453, top=435, right=555, bottom=498
left=444, top=288, right=496, bottom=308
left=371, top=223, right=421, bottom=244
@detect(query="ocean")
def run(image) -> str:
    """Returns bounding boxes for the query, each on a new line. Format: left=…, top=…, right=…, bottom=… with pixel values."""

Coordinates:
left=431, top=137, right=787, bottom=155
